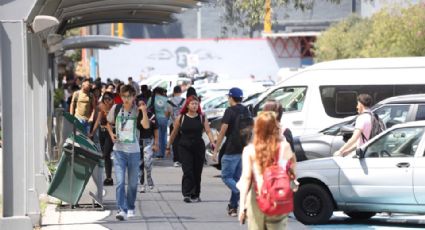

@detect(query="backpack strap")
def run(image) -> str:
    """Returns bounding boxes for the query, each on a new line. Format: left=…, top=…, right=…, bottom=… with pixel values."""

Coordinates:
left=72, top=91, right=80, bottom=114
left=113, top=104, right=123, bottom=124
left=359, top=111, right=373, bottom=142
left=178, top=98, right=185, bottom=106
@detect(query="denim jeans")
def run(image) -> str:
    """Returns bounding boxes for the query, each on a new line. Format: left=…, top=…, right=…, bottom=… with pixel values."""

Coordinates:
left=77, top=118, right=91, bottom=135
left=155, top=116, right=168, bottom=158
left=113, top=150, right=140, bottom=212
left=221, top=154, right=242, bottom=209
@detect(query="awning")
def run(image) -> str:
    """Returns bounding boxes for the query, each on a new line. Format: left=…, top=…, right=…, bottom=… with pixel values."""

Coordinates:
left=28, top=0, right=205, bottom=34
left=62, top=35, right=130, bottom=50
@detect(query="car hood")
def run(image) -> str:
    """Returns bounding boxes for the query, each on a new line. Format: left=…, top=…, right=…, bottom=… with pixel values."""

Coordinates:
left=296, top=157, right=340, bottom=171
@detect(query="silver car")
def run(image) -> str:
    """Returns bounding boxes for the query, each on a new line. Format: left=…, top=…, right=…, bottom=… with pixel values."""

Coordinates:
left=296, top=94, right=425, bottom=161
left=294, top=121, right=425, bottom=225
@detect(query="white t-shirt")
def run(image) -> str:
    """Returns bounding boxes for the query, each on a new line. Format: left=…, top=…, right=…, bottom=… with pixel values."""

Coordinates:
left=107, top=104, right=140, bottom=153
left=355, top=110, right=372, bottom=147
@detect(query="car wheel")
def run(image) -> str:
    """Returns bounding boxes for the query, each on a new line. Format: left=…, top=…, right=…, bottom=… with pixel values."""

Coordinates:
left=344, top=211, right=376, bottom=220
left=294, top=183, right=334, bottom=225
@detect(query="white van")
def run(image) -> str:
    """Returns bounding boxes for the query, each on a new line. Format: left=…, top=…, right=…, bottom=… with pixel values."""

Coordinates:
left=252, top=57, right=425, bottom=136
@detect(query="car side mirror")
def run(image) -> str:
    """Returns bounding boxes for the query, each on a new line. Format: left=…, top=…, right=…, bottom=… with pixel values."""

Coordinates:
left=356, top=148, right=365, bottom=158
left=340, top=125, right=355, bottom=142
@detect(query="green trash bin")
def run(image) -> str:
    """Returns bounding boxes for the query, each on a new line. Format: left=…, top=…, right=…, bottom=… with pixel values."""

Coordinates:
left=63, top=112, right=86, bottom=134
left=47, top=132, right=103, bottom=205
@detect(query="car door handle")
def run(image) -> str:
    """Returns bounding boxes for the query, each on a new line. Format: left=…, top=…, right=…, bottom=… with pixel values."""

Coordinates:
left=396, top=162, right=410, bottom=168
left=292, top=120, right=304, bottom=125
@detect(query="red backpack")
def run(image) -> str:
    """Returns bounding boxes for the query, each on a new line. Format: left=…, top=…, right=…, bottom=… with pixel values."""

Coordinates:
left=255, top=145, right=294, bottom=216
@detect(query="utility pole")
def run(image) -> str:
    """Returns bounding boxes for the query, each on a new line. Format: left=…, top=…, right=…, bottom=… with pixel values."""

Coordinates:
left=118, top=23, right=124, bottom=37
left=264, top=0, right=272, bottom=33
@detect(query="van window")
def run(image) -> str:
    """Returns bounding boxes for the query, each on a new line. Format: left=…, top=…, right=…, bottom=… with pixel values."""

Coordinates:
left=320, top=85, right=394, bottom=118
left=259, top=86, right=307, bottom=113
left=336, top=91, right=357, bottom=115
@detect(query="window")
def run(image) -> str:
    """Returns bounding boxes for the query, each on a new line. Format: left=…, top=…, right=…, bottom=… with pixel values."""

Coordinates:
left=258, top=86, right=307, bottom=114
left=336, top=91, right=357, bottom=115
left=416, top=105, right=425, bottom=121
left=320, top=85, right=394, bottom=118
left=364, top=127, right=424, bottom=158
left=374, top=104, right=410, bottom=128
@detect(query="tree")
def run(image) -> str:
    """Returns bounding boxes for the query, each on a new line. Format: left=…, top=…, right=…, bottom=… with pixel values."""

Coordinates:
left=314, top=3, right=425, bottom=62
left=216, top=0, right=321, bottom=38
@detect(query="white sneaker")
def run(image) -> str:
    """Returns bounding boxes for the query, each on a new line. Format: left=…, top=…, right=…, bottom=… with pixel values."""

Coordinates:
left=140, top=185, right=146, bottom=193
left=174, top=162, right=181, bottom=167
left=149, top=185, right=155, bottom=191
left=127, top=210, right=135, bottom=218
left=116, top=210, right=127, bottom=221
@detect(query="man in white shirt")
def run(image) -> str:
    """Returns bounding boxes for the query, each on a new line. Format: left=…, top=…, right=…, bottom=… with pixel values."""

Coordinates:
left=334, top=94, right=373, bottom=157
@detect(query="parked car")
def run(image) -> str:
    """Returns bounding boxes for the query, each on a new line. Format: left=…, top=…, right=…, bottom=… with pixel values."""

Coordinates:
left=294, top=121, right=425, bottom=225
left=295, top=94, right=425, bottom=161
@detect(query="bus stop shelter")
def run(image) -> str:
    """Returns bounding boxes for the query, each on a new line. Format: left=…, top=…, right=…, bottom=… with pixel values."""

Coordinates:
left=0, top=0, right=203, bottom=229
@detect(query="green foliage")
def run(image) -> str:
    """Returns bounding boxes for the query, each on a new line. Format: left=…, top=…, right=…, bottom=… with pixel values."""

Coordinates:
left=53, top=88, right=64, bottom=108
left=66, top=49, right=82, bottom=63
left=314, top=3, right=425, bottom=62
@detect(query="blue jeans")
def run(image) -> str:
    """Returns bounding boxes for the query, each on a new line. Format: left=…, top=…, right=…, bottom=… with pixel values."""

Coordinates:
left=155, top=116, right=168, bottom=158
left=77, top=118, right=91, bottom=134
left=221, top=154, right=242, bottom=209
left=113, top=150, right=140, bottom=212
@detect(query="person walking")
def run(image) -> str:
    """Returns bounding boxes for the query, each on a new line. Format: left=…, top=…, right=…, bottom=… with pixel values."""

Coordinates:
left=89, top=92, right=115, bottom=185
left=106, top=85, right=149, bottom=221
left=212, top=87, right=252, bottom=216
left=148, top=87, right=170, bottom=158
left=128, top=76, right=140, bottom=95
left=334, top=94, right=374, bottom=157
left=138, top=99, right=159, bottom=193
left=168, top=85, right=185, bottom=167
left=237, top=111, right=297, bottom=229
left=166, top=95, right=215, bottom=203
left=70, top=79, right=96, bottom=134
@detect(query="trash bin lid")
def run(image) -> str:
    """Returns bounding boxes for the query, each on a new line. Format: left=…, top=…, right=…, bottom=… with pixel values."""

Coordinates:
left=63, top=112, right=86, bottom=133
left=64, top=133, right=102, bottom=160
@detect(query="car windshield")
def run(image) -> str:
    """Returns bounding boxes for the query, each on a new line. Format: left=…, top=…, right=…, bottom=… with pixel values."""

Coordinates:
left=259, top=86, right=307, bottom=113
left=321, top=119, right=355, bottom=135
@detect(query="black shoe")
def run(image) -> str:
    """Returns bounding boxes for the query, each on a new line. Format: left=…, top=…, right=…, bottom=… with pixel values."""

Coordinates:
left=227, top=204, right=237, bottom=217
left=183, top=197, right=192, bottom=203
left=103, top=178, right=114, bottom=186
left=191, top=197, right=201, bottom=203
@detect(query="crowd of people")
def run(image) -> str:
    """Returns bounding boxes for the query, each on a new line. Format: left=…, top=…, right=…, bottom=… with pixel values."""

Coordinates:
left=65, top=75, right=298, bottom=229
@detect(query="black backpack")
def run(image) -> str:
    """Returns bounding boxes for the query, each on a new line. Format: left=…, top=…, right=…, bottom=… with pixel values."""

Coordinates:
left=229, top=106, right=254, bottom=149
left=361, top=111, right=386, bottom=142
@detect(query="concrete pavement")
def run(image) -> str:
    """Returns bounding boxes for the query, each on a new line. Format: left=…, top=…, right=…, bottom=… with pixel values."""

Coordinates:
left=41, top=159, right=308, bottom=230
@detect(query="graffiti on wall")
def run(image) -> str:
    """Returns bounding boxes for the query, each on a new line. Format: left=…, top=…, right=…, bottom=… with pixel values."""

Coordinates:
left=147, top=46, right=222, bottom=68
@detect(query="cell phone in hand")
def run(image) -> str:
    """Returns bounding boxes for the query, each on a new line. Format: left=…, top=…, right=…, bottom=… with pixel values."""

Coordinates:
left=241, top=209, right=247, bottom=225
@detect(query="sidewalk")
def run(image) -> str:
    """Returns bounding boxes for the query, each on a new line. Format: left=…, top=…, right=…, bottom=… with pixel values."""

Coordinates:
left=41, top=159, right=308, bottom=230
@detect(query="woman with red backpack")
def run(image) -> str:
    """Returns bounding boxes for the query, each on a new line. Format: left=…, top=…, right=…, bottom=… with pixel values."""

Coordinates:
left=237, top=111, right=297, bottom=229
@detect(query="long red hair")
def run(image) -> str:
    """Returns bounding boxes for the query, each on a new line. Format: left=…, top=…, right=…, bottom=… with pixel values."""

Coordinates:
left=180, top=95, right=203, bottom=115
left=253, top=111, right=282, bottom=174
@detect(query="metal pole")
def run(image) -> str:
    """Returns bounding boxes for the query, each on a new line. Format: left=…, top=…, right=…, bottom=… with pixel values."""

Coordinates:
left=197, top=5, right=202, bottom=39
left=264, top=0, right=272, bottom=33
left=69, top=119, right=76, bottom=208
